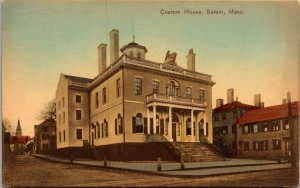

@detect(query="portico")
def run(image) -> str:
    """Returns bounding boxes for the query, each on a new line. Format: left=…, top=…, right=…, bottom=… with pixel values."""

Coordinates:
left=146, top=93, right=208, bottom=142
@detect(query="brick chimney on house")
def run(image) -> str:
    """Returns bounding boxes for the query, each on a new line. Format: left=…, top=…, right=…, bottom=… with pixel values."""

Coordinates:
left=227, top=88, right=234, bottom=104
left=216, top=99, right=224, bottom=108
left=287, top=91, right=291, bottom=103
left=109, top=29, right=119, bottom=65
left=98, top=43, right=107, bottom=74
left=254, top=94, right=264, bottom=108
left=186, top=49, right=196, bottom=71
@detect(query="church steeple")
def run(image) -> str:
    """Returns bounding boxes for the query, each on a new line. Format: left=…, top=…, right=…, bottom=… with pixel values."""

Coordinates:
left=16, top=119, right=22, bottom=136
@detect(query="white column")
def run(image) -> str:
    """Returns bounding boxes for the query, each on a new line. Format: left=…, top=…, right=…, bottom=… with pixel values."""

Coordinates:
left=153, top=105, right=157, bottom=134
left=147, top=107, right=150, bottom=134
left=196, top=112, right=199, bottom=141
left=191, top=109, right=194, bottom=142
left=168, top=107, right=172, bottom=141
left=203, top=111, right=207, bottom=136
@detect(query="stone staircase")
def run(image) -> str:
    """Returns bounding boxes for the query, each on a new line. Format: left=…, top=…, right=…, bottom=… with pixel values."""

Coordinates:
left=147, top=134, right=224, bottom=162
left=172, top=142, right=224, bottom=162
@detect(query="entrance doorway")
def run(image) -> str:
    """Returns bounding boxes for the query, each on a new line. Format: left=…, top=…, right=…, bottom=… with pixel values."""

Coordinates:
left=172, top=123, right=177, bottom=141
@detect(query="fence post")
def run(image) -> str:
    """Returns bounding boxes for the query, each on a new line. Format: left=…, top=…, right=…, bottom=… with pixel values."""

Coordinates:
left=181, top=157, right=185, bottom=169
left=157, top=157, right=162, bottom=171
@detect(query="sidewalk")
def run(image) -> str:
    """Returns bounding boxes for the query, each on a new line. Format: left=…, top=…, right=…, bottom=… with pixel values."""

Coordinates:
left=33, top=154, right=291, bottom=177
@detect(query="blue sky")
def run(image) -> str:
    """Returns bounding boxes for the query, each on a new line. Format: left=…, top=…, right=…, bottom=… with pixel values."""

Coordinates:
left=2, top=0, right=299, bottom=136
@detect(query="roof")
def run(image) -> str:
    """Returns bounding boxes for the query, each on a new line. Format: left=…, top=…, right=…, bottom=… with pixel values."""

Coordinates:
left=120, top=42, right=148, bottom=53
left=213, top=101, right=257, bottom=113
left=37, top=118, right=56, bottom=127
left=64, top=75, right=93, bottom=84
left=237, top=101, right=299, bottom=124
left=11, top=136, right=32, bottom=144
left=16, top=119, right=22, bottom=132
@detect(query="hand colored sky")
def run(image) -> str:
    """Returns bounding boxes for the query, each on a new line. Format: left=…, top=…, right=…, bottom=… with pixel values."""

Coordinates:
left=2, top=0, right=299, bottom=137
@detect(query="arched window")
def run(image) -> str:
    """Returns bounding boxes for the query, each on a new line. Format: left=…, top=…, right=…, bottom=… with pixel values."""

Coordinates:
left=167, top=80, right=179, bottom=96
left=129, top=51, right=133, bottom=57
left=115, top=114, right=123, bottom=135
left=132, top=113, right=143, bottom=133
left=96, top=122, right=100, bottom=139
left=137, top=52, right=142, bottom=59
left=186, top=118, right=191, bottom=135
left=104, top=119, right=108, bottom=137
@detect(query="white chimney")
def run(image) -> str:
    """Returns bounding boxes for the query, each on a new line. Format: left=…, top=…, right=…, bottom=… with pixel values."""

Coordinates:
left=216, top=99, right=224, bottom=108
left=186, top=49, right=196, bottom=71
left=98, top=43, right=107, bottom=74
left=109, top=29, right=119, bottom=64
left=227, top=88, right=234, bottom=104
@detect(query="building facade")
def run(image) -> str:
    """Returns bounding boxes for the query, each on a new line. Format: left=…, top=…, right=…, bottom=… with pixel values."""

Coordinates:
left=34, top=118, right=57, bottom=154
left=55, top=29, right=216, bottom=160
left=237, top=101, right=299, bottom=160
left=213, top=89, right=257, bottom=157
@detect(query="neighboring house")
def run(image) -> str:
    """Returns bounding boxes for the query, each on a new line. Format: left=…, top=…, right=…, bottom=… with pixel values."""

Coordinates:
left=34, top=118, right=56, bottom=154
left=55, top=29, right=217, bottom=161
left=212, top=88, right=258, bottom=157
left=236, top=101, right=299, bottom=160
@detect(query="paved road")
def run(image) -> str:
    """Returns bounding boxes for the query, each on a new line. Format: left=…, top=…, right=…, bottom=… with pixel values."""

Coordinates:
left=3, top=155, right=299, bottom=187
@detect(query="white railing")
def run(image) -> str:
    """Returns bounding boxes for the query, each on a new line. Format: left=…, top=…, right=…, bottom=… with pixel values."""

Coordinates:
left=146, top=93, right=206, bottom=107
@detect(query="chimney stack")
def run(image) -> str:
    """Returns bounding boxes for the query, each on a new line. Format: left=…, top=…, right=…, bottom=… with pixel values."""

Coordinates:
left=227, top=88, right=234, bottom=104
left=109, top=29, right=119, bottom=64
left=186, top=49, right=196, bottom=71
left=216, top=99, right=224, bottom=108
left=287, top=92, right=291, bottom=103
left=98, top=43, right=107, bottom=74
left=254, top=94, right=261, bottom=107
left=236, top=97, right=238, bottom=102
left=282, top=99, right=287, bottom=104
left=260, top=102, right=264, bottom=108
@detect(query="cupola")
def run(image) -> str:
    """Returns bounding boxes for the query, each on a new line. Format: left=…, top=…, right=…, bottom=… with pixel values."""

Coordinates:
left=120, top=42, right=148, bottom=60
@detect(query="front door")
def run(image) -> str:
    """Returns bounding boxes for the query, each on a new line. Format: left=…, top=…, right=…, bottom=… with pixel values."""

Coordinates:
left=172, top=123, right=177, bottom=142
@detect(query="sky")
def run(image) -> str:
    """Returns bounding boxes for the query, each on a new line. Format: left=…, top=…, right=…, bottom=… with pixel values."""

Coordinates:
left=2, top=0, right=300, bottom=137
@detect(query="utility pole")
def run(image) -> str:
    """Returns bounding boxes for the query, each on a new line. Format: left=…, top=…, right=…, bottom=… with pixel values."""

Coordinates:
left=287, top=92, right=296, bottom=168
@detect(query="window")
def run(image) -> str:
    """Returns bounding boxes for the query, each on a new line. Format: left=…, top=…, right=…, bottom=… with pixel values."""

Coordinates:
left=273, top=139, right=281, bottom=150
left=243, top=125, right=249, bottom=134
left=233, top=111, right=237, bottom=119
left=116, top=79, right=121, bottom=97
left=63, top=112, right=65, bottom=123
left=59, top=114, right=61, bottom=125
left=63, top=130, right=66, bottom=142
left=199, top=89, right=205, bottom=101
left=62, top=97, right=65, bottom=107
left=129, top=51, right=133, bottom=57
left=101, top=123, right=104, bottom=137
left=59, top=132, right=61, bottom=142
left=206, top=123, right=209, bottom=136
left=132, top=113, right=144, bottom=133
left=283, top=119, right=289, bottom=130
left=152, top=81, right=159, bottom=94
left=76, top=129, right=82, bottom=140
left=76, top=110, right=82, bottom=120
left=253, top=124, right=258, bottom=133
left=263, top=123, right=269, bottom=132
left=59, top=101, right=61, bottom=110
left=244, top=142, right=250, bottom=151
left=95, top=92, right=99, bottom=108
left=262, top=140, right=268, bottom=151
left=137, top=52, right=141, bottom=59
left=213, top=127, right=220, bottom=135
left=221, top=126, right=228, bottom=134
left=222, top=113, right=226, bottom=120
left=75, top=95, right=81, bottom=103
left=103, top=119, right=108, bottom=137
left=134, top=78, right=142, bottom=95
left=186, top=118, right=191, bottom=135
left=115, top=114, right=123, bottom=135
left=96, top=122, right=100, bottom=138
left=167, top=81, right=177, bottom=96
left=102, top=87, right=107, bottom=104
left=186, top=87, right=192, bottom=98
left=253, top=141, right=259, bottom=151
left=42, top=134, right=49, bottom=140
left=214, top=114, right=219, bottom=122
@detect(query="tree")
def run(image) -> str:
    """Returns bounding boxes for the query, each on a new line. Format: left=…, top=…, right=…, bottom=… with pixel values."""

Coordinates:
left=2, top=118, right=12, bottom=133
left=39, top=98, right=56, bottom=121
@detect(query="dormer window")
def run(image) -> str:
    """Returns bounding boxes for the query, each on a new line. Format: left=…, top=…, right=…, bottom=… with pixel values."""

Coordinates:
left=137, top=52, right=141, bottom=59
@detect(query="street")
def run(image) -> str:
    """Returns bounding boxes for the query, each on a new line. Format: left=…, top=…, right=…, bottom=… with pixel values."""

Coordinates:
left=3, top=155, right=299, bottom=187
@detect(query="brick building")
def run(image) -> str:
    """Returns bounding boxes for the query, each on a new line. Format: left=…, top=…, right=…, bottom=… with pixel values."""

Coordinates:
left=237, top=101, right=299, bottom=160
left=34, top=118, right=56, bottom=154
